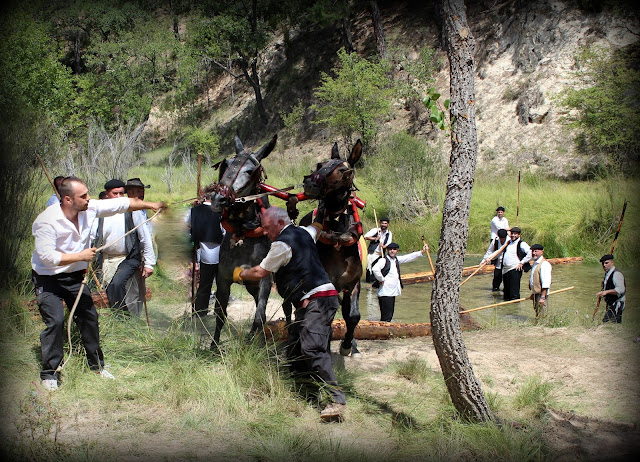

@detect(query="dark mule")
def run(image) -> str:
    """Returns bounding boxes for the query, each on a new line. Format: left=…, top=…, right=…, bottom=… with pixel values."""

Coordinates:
left=209, top=134, right=278, bottom=344
left=299, top=140, right=365, bottom=357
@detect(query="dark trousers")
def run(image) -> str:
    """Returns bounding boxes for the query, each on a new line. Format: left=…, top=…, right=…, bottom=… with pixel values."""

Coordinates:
left=106, top=257, right=141, bottom=314
left=492, top=267, right=503, bottom=291
left=502, top=269, right=522, bottom=301
left=378, top=296, right=396, bottom=322
left=287, top=296, right=346, bottom=405
left=194, top=263, right=218, bottom=315
left=32, top=270, right=104, bottom=380
left=603, top=301, right=625, bottom=323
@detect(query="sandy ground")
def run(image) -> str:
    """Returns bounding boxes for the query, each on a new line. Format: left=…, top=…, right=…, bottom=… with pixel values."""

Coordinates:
left=223, top=298, right=640, bottom=460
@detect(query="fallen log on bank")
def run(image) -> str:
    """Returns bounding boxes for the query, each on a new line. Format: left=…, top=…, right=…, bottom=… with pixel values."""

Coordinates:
left=263, top=308, right=481, bottom=341
left=401, top=256, right=583, bottom=286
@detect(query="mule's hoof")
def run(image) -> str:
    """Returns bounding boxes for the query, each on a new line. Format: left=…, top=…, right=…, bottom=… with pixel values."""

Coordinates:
left=339, top=343, right=351, bottom=356
left=351, top=345, right=362, bottom=359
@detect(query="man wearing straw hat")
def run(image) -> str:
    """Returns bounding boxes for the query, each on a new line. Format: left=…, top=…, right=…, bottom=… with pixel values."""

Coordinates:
left=528, top=244, right=552, bottom=318
left=31, top=176, right=164, bottom=391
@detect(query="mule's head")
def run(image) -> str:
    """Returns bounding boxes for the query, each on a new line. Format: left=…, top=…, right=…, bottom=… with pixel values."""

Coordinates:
left=303, top=140, right=362, bottom=200
left=209, top=134, right=277, bottom=212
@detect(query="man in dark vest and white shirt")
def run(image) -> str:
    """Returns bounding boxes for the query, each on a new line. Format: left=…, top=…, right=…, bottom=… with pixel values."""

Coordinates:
left=186, top=187, right=225, bottom=317
left=364, top=217, right=391, bottom=282
left=481, top=228, right=508, bottom=292
left=501, top=226, right=532, bottom=301
left=371, top=242, right=428, bottom=322
left=528, top=244, right=552, bottom=318
left=596, top=254, right=626, bottom=323
left=234, top=206, right=347, bottom=421
left=92, top=179, right=156, bottom=317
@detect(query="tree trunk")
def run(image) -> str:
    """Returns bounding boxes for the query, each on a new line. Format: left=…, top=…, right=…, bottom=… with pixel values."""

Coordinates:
left=240, top=57, right=269, bottom=125
left=369, top=1, right=386, bottom=59
left=429, top=0, right=493, bottom=422
left=342, top=17, right=355, bottom=54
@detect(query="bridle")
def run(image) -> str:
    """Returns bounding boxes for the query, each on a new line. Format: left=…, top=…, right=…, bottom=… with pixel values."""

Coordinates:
left=304, top=159, right=355, bottom=199
left=211, top=152, right=266, bottom=207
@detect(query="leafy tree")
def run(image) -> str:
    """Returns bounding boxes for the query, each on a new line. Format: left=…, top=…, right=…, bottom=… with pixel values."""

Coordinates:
left=312, top=48, right=394, bottom=149
left=184, top=126, right=221, bottom=165
left=560, top=44, right=640, bottom=171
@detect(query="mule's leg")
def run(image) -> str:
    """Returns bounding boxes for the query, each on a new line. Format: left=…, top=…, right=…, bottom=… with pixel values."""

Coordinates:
left=339, top=283, right=362, bottom=357
left=212, top=279, right=232, bottom=346
left=247, top=277, right=270, bottom=335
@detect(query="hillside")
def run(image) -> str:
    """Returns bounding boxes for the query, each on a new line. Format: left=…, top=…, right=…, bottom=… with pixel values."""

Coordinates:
left=147, top=0, right=639, bottom=178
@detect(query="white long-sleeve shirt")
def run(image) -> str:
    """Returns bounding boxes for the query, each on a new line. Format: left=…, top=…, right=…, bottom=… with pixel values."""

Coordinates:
left=364, top=227, right=392, bottom=255
left=32, top=197, right=130, bottom=275
left=603, top=266, right=626, bottom=303
left=184, top=204, right=225, bottom=265
left=529, top=258, right=552, bottom=290
left=372, top=251, right=423, bottom=297
left=490, top=216, right=509, bottom=240
left=482, top=238, right=507, bottom=269
left=501, top=238, right=532, bottom=274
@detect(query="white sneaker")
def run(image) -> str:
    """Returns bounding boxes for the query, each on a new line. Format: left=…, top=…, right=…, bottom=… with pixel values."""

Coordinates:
left=41, top=379, right=58, bottom=391
left=98, top=369, right=115, bottom=380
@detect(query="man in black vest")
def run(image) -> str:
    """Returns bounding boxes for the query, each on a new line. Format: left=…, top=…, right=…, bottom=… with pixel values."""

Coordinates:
left=187, top=191, right=224, bottom=317
left=93, top=179, right=156, bottom=316
left=371, top=242, right=427, bottom=322
left=596, top=254, right=626, bottom=323
left=481, top=228, right=508, bottom=292
left=364, top=217, right=391, bottom=282
left=501, top=226, right=532, bottom=301
left=235, top=206, right=347, bottom=421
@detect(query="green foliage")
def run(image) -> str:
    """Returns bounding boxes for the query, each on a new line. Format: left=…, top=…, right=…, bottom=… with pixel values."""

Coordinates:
left=365, top=131, right=447, bottom=220
left=279, top=102, right=305, bottom=142
left=312, top=48, right=394, bottom=149
left=184, top=126, right=221, bottom=163
left=513, top=376, right=556, bottom=417
left=559, top=44, right=640, bottom=170
left=423, top=88, right=453, bottom=131
left=392, top=45, right=441, bottom=105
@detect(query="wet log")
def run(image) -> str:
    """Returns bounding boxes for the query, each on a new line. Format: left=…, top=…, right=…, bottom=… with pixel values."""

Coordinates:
left=263, top=309, right=481, bottom=341
left=401, top=256, right=583, bottom=286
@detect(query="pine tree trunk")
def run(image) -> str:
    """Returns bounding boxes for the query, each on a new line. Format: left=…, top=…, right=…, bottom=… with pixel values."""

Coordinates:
left=430, top=0, right=493, bottom=422
left=369, top=1, right=386, bottom=59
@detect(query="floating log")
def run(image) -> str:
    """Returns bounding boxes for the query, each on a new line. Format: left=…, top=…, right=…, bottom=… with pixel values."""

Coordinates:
left=263, top=309, right=481, bottom=341
left=401, top=256, right=584, bottom=286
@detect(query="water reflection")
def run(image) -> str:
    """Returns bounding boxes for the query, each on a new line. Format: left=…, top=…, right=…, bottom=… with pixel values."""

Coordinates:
left=358, top=256, right=638, bottom=325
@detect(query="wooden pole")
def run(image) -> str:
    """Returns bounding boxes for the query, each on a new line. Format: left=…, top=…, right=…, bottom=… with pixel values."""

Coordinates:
left=372, top=204, right=384, bottom=256
left=461, top=286, right=575, bottom=314
left=516, top=170, right=521, bottom=226
left=35, top=153, right=60, bottom=200
left=421, top=235, right=435, bottom=275
left=460, top=239, right=509, bottom=287
left=593, top=200, right=628, bottom=320
left=191, top=153, right=202, bottom=313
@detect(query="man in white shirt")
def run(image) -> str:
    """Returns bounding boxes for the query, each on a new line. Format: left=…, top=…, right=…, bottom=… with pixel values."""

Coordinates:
left=92, top=179, right=157, bottom=317
left=596, top=254, right=626, bottom=323
left=481, top=228, right=508, bottom=292
left=490, top=206, right=509, bottom=241
left=235, top=207, right=346, bottom=422
left=372, top=242, right=428, bottom=322
left=529, top=244, right=552, bottom=318
left=364, top=217, right=391, bottom=282
left=31, top=176, right=164, bottom=390
left=501, top=226, right=532, bottom=301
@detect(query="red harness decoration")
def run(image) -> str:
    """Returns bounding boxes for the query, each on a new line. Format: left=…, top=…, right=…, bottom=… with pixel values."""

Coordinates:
left=220, top=197, right=267, bottom=239
left=315, top=195, right=365, bottom=247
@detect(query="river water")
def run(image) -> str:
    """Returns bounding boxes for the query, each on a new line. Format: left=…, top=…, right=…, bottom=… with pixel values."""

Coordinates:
left=153, top=208, right=638, bottom=326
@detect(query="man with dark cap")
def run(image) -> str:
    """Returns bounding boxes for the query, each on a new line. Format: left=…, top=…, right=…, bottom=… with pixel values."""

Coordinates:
left=490, top=206, right=509, bottom=241
left=501, top=226, right=532, bottom=301
left=596, top=254, right=626, bottom=323
left=529, top=244, right=552, bottom=318
left=481, top=228, right=509, bottom=292
left=364, top=217, right=392, bottom=282
left=123, top=178, right=156, bottom=316
left=371, top=241, right=428, bottom=322
left=234, top=206, right=346, bottom=421
left=92, top=179, right=156, bottom=317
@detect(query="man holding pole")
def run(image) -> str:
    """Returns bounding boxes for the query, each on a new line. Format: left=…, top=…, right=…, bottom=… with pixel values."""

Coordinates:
left=529, top=244, right=552, bottom=318
left=481, top=228, right=508, bottom=292
left=31, top=176, right=164, bottom=390
left=596, top=254, right=626, bottom=323
left=501, top=226, right=532, bottom=301
left=364, top=217, right=391, bottom=282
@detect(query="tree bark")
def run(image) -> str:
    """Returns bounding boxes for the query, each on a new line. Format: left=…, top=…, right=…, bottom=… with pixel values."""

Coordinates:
left=369, top=1, right=386, bottom=59
left=240, top=57, right=269, bottom=125
left=342, top=17, right=355, bottom=54
left=430, top=0, right=493, bottom=422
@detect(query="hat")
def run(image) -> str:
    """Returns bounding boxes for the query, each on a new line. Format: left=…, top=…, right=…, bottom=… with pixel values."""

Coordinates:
left=599, top=254, right=614, bottom=263
left=386, top=242, right=399, bottom=249
left=125, top=178, right=151, bottom=189
left=497, top=229, right=508, bottom=238
left=104, top=179, right=125, bottom=190
left=531, top=244, right=544, bottom=251
left=496, top=206, right=505, bottom=212
left=510, top=226, right=521, bottom=234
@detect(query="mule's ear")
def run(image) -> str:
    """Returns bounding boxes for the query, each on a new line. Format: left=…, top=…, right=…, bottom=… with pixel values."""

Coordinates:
left=255, top=134, right=277, bottom=161
left=216, top=159, right=229, bottom=180
left=234, top=135, right=244, bottom=154
left=331, top=142, right=340, bottom=159
left=347, top=139, right=363, bottom=167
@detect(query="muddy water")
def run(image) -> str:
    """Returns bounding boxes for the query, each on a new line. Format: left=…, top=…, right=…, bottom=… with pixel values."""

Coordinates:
left=152, top=208, right=638, bottom=326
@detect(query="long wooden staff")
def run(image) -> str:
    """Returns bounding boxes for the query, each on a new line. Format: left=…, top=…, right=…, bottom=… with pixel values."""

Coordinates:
left=460, top=239, right=509, bottom=287
left=140, top=265, right=151, bottom=328
left=593, top=200, right=628, bottom=320
left=191, top=154, right=202, bottom=312
left=516, top=170, right=521, bottom=226
left=421, top=235, right=435, bottom=275
left=372, top=205, right=384, bottom=256
left=461, top=286, right=574, bottom=314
